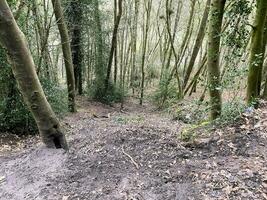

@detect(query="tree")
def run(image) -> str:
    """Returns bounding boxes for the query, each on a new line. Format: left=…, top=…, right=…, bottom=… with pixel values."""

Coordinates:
left=207, top=0, right=226, bottom=120
left=104, top=0, right=123, bottom=92
left=0, top=0, right=68, bottom=149
left=52, top=0, right=76, bottom=112
left=183, top=0, right=211, bottom=89
left=247, top=0, right=267, bottom=104
left=92, top=0, right=106, bottom=99
left=130, top=0, right=140, bottom=94
left=140, top=0, right=152, bottom=105
left=68, top=0, right=83, bottom=95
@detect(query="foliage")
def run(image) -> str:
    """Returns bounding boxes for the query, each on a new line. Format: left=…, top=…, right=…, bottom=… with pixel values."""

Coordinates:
left=40, top=78, right=68, bottom=117
left=216, top=99, right=246, bottom=125
left=0, top=69, right=34, bottom=135
left=0, top=76, right=68, bottom=135
left=171, top=100, right=209, bottom=124
left=88, top=82, right=125, bottom=104
left=153, top=76, right=178, bottom=108
left=221, top=0, right=253, bottom=90
left=146, top=65, right=160, bottom=81
left=177, top=98, right=246, bottom=142
left=180, top=121, right=210, bottom=142
left=223, top=0, right=253, bottom=49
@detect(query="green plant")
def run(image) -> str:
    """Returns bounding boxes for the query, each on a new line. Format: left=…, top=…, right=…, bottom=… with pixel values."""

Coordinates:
left=171, top=100, right=209, bottom=124
left=216, top=99, right=246, bottom=125
left=180, top=121, right=210, bottom=142
left=114, top=116, right=129, bottom=124
left=0, top=77, right=68, bottom=135
left=88, top=81, right=125, bottom=104
left=153, top=77, right=178, bottom=108
left=40, top=78, right=68, bottom=117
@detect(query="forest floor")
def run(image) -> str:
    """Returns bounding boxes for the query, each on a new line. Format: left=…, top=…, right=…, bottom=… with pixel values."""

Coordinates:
left=0, top=96, right=267, bottom=200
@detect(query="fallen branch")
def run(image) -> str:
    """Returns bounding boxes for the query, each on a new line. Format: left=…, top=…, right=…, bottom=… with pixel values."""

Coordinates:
left=121, top=146, right=139, bottom=169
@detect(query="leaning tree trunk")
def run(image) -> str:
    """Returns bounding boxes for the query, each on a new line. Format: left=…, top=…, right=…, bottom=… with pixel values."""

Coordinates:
left=52, top=0, right=76, bottom=112
left=247, top=0, right=267, bottom=104
left=0, top=0, right=68, bottom=150
left=183, top=0, right=211, bottom=89
left=207, top=0, right=226, bottom=120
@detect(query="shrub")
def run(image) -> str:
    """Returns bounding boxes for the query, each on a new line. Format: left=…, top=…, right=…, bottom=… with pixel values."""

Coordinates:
left=171, top=100, right=209, bottom=124
left=88, top=81, right=125, bottom=104
left=216, top=99, right=246, bottom=125
left=153, top=78, right=178, bottom=108
left=0, top=77, right=68, bottom=135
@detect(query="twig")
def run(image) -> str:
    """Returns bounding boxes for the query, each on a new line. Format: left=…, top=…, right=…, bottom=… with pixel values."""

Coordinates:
left=121, top=146, right=139, bottom=169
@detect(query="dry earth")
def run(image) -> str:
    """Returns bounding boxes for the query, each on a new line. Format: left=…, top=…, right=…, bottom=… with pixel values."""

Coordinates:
left=0, top=97, right=266, bottom=200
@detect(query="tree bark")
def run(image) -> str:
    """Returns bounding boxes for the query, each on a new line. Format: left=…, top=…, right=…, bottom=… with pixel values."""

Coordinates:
left=247, top=0, right=267, bottom=103
left=207, top=0, right=226, bottom=120
left=183, top=0, right=210, bottom=89
left=130, top=0, right=140, bottom=91
left=93, top=0, right=106, bottom=97
left=105, top=0, right=123, bottom=92
left=114, top=0, right=118, bottom=84
left=69, top=0, right=83, bottom=95
left=0, top=0, right=68, bottom=150
left=52, top=0, right=76, bottom=112
left=140, top=0, right=152, bottom=105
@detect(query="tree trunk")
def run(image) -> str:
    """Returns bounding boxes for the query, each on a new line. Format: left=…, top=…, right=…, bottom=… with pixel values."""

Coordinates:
left=105, top=0, right=123, bottom=92
left=247, top=0, right=267, bottom=103
left=93, top=0, right=106, bottom=97
left=114, top=0, right=118, bottom=84
left=52, top=0, right=76, bottom=112
left=207, top=0, right=226, bottom=120
left=130, top=0, right=140, bottom=91
left=69, top=0, right=83, bottom=95
left=0, top=0, right=68, bottom=150
left=140, top=0, right=152, bottom=105
left=183, top=0, right=210, bottom=89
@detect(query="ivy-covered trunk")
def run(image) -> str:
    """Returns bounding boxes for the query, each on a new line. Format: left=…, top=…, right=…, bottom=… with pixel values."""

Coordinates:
left=93, top=0, right=106, bottom=98
left=207, top=0, right=226, bottom=120
left=68, top=0, right=83, bottom=95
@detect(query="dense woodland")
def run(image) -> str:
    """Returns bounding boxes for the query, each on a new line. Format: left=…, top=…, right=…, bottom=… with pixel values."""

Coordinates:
left=0, top=0, right=267, bottom=199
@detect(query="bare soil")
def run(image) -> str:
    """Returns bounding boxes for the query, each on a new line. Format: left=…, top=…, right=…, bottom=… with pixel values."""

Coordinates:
left=0, top=97, right=266, bottom=200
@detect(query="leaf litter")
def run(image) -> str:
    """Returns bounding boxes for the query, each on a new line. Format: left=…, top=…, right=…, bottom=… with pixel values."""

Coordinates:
left=0, top=97, right=266, bottom=200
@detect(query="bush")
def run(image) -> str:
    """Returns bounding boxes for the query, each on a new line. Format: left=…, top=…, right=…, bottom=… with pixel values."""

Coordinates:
left=153, top=78, right=178, bottom=108
left=217, top=99, right=246, bottom=125
left=178, top=99, right=245, bottom=142
left=88, top=81, right=125, bottom=104
left=0, top=92, right=36, bottom=134
left=171, top=100, right=209, bottom=124
left=0, top=77, right=68, bottom=135
left=41, top=78, right=68, bottom=117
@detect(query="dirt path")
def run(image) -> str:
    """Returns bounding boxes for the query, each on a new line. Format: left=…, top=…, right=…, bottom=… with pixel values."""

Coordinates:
left=0, top=97, right=266, bottom=200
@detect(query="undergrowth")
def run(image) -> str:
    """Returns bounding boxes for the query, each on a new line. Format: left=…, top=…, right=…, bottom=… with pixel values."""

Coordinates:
left=0, top=78, right=68, bottom=135
left=88, top=82, right=125, bottom=105
left=170, top=98, right=246, bottom=142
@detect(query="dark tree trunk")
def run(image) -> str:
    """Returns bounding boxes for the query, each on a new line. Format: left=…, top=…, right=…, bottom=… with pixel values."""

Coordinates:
left=105, top=0, right=123, bottom=92
left=69, top=0, right=83, bottom=95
